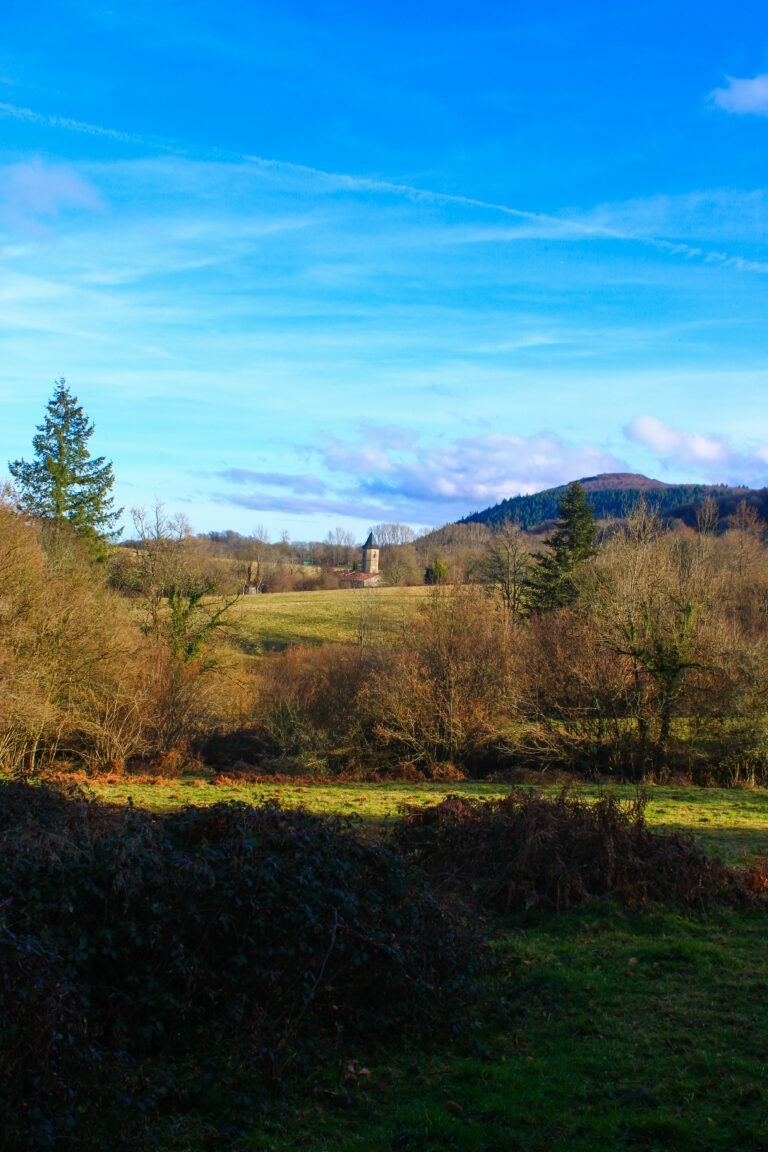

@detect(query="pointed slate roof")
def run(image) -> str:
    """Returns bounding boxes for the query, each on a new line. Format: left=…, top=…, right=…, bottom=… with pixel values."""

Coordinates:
left=362, top=532, right=378, bottom=549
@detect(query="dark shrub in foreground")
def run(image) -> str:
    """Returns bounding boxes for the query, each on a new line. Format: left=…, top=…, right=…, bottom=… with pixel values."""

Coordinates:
left=0, top=920, right=98, bottom=1152
left=0, top=782, right=481, bottom=1150
left=393, top=790, right=744, bottom=914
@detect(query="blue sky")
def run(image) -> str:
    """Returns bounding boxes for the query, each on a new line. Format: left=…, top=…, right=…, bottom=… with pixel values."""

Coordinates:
left=1, top=0, right=768, bottom=539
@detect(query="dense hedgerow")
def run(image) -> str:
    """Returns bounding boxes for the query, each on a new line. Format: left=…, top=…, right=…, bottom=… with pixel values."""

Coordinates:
left=0, top=919, right=99, bottom=1152
left=0, top=781, right=482, bottom=1151
left=393, top=790, right=747, bottom=914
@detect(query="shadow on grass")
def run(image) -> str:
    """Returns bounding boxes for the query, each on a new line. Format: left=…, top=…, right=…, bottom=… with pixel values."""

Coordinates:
left=228, top=630, right=323, bottom=654
left=655, top=823, right=768, bottom=863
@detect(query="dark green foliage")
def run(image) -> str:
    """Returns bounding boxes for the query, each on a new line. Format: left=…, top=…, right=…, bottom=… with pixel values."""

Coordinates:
left=8, top=380, right=121, bottom=555
left=0, top=781, right=481, bottom=1149
left=424, top=558, right=449, bottom=585
left=526, top=481, right=597, bottom=612
left=0, top=920, right=96, bottom=1152
left=393, top=790, right=744, bottom=914
left=462, top=481, right=766, bottom=531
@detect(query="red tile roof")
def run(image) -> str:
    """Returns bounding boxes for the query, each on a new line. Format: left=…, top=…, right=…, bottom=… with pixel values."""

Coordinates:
left=338, top=570, right=381, bottom=584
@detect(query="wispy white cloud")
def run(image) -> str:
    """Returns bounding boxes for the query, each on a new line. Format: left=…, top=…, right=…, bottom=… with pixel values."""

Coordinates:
left=626, top=416, right=726, bottom=463
left=355, top=420, right=422, bottom=451
left=212, top=428, right=627, bottom=523
left=3, top=101, right=767, bottom=279
left=574, top=190, right=768, bottom=243
left=349, top=432, right=627, bottom=510
left=213, top=489, right=390, bottom=521
left=0, top=159, right=103, bottom=229
left=0, top=101, right=557, bottom=232
left=213, top=419, right=768, bottom=526
left=625, top=416, right=768, bottom=484
left=220, top=467, right=326, bottom=495
left=306, top=430, right=625, bottom=516
left=710, top=74, right=768, bottom=117
left=211, top=430, right=630, bottom=525
left=319, top=436, right=399, bottom=476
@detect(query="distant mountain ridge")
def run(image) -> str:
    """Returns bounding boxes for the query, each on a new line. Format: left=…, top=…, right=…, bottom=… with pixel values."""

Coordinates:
left=576, top=472, right=674, bottom=492
left=461, top=473, right=767, bottom=531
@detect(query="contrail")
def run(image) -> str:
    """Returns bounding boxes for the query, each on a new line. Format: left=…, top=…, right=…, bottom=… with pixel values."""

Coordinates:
left=2, top=100, right=767, bottom=274
left=237, top=156, right=768, bottom=272
left=0, top=101, right=186, bottom=152
left=1, top=101, right=148, bottom=145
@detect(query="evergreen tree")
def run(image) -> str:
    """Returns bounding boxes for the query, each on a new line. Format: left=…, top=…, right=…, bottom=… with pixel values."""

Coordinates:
left=425, top=558, right=449, bottom=585
left=526, top=481, right=596, bottom=612
left=9, top=379, right=122, bottom=554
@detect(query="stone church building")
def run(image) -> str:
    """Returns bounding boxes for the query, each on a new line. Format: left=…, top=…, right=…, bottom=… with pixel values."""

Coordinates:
left=338, top=532, right=383, bottom=587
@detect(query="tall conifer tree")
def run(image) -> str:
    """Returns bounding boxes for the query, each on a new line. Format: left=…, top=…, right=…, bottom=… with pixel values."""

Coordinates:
left=526, top=481, right=596, bottom=612
left=9, top=379, right=122, bottom=555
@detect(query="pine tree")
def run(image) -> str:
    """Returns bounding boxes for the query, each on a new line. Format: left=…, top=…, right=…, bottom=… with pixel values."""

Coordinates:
left=9, top=379, right=122, bottom=555
left=526, top=481, right=596, bottom=612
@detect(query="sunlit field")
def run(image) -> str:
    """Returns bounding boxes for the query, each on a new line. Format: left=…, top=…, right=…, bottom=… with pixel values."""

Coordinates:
left=230, top=584, right=430, bottom=649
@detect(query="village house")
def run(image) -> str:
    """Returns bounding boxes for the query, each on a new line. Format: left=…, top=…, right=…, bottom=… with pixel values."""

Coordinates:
left=338, top=532, right=383, bottom=587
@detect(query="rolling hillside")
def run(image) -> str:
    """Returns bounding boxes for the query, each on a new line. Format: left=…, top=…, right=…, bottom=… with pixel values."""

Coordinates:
left=460, top=473, right=767, bottom=531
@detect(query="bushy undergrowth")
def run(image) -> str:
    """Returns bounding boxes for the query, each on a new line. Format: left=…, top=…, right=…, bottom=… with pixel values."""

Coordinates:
left=244, top=643, right=371, bottom=773
left=393, top=789, right=748, bottom=914
left=0, top=781, right=481, bottom=1150
left=0, top=917, right=96, bottom=1151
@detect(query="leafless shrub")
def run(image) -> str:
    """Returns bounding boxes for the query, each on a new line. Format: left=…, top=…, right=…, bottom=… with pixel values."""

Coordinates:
left=362, top=586, right=514, bottom=767
left=394, top=790, right=746, bottom=913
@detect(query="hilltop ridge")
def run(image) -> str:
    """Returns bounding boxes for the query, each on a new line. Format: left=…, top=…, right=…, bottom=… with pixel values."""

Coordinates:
left=576, top=472, right=673, bottom=492
left=460, top=473, right=762, bottom=532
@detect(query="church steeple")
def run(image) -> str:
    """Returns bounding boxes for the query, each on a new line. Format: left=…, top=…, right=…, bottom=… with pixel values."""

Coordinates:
left=361, top=532, right=379, bottom=574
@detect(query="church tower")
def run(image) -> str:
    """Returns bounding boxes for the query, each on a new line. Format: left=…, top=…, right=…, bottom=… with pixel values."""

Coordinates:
left=361, top=532, right=379, bottom=574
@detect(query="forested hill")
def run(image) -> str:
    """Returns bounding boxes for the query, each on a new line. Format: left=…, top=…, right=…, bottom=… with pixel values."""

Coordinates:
left=461, top=473, right=767, bottom=531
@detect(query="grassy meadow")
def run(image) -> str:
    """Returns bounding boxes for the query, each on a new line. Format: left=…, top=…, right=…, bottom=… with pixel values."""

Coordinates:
left=242, top=904, right=768, bottom=1152
left=231, top=584, right=430, bottom=649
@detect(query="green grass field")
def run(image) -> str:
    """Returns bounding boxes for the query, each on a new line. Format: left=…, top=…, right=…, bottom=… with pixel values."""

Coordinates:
left=94, top=774, right=764, bottom=1152
left=243, top=905, right=768, bottom=1152
left=230, top=585, right=430, bottom=649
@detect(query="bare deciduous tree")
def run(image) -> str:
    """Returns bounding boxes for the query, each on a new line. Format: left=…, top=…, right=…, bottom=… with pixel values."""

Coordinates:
left=477, top=520, right=531, bottom=617
left=323, top=527, right=357, bottom=567
left=369, top=523, right=417, bottom=547
left=123, top=504, right=240, bottom=662
left=363, top=587, right=513, bottom=765
left=586, top=508, right=715, bottom=774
